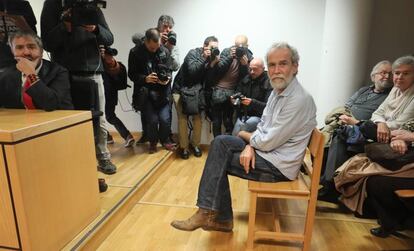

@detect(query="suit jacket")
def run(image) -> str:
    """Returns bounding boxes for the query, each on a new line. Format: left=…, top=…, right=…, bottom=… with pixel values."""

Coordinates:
left=0, top=59, right=74, bottom=111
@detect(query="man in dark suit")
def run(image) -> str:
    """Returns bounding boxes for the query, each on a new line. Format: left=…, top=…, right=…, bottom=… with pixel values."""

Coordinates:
left=0, top=31, right=73, bottom=110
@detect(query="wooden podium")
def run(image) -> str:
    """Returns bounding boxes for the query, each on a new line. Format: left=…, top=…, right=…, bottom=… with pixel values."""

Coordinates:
left=0, top=109, right=100, bottom=251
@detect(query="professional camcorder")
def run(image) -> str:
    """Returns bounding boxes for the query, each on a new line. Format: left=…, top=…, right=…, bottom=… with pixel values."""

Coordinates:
left=62, top=0, right=107, bottom=25
left=209, top=47, right=220, bottom=61
left=102, top=46, right=118, bottom=56
left=235, top=45, right=248, bottom=59
left=232, top=92, right=245, bottom=107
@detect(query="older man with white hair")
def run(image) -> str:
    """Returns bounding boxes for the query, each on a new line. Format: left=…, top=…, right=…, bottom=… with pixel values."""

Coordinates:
left=171, top=42, right=317, bottom=232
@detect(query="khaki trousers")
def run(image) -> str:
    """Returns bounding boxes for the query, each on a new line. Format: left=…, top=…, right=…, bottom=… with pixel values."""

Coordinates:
left=173, top=93, right=202, bottom=150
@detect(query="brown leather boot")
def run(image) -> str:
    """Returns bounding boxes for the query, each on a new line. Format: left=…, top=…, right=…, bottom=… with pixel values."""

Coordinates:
left=171, top=208, right=216, bottom=231
left=203, top=219, right=233, bottom=232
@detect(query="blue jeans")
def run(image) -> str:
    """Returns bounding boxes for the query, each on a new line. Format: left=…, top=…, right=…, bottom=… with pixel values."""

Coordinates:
left=232, top=116, right=261, bottom=136
left=197, top=135, right=289, bottom=221
left=143, top=100, right=171, bottom=143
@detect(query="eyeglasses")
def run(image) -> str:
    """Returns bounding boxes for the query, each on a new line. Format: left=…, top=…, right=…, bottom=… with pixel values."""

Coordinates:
left=375, top=71, right=391, bottom=77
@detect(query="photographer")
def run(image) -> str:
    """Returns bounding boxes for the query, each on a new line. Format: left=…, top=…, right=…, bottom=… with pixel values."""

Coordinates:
left=209, top=35, right=253, bottom=137
left=41, top=0, right=117, bottom=175
left=128, top=28, right=175, bottom=154
left=172, top=36, right=219, bottom=159
left=231, top=58, right=272, bottom=136
left=100, top=46, right=135, bottom=148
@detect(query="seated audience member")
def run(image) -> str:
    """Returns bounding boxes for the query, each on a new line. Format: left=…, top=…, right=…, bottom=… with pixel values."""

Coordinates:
left=322, top=60, right=392, bottom=146
left=231, top=57, right=272, bottom=135
left=128, top=28, right=175, bottom=154
left=334, top=122, right=414, bottom=238
left=101, top=46, right=135, bottom=148
left=0, top=31, right=73, bottom=110
left=172, top=36, right=219, bottom=159
left=0, top=0, right=37, bottom=73
left=210, top=35, right=253, bottom=137
left=319, top=55, right=414, bottom=201
left=171, top=42, right=316, bottom=232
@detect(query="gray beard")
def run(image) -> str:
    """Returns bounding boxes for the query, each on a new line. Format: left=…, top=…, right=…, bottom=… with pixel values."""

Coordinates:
left=270, top=76, right=294, bottom=91
left=375, top=80, right=393, bottom=91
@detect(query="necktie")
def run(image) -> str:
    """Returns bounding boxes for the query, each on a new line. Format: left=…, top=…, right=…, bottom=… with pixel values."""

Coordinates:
left=22, top=78, right=36, bottom=109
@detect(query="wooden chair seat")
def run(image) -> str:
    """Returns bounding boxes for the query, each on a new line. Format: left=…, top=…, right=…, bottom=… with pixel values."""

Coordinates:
left=246, top=129, right=325, bottom=251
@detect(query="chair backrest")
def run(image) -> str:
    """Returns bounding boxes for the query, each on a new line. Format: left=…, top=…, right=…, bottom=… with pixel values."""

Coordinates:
left=303, top=129, right=325, bottom=195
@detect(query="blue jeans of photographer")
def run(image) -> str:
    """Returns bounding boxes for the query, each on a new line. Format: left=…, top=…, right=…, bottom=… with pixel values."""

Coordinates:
left=196, top=135, right=289, bottom=221
left=143, top=100, right=171, bottom=144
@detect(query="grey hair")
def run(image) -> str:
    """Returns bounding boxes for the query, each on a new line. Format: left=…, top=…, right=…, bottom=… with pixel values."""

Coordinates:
left=157, top=15, right=175, bottom=30
left=370, top=60, right=391, bottom=78
left=8, top=30, right=43, bottom=50
left=266, top=42, right=300, bottom=65
left=392, top=55, right=414, bottom=70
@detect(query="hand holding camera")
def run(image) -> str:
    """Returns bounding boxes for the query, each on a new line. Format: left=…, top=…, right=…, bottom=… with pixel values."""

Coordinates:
left=231, top=92, right=246, bottom=107
left=145, top=72, right=159, bottom=84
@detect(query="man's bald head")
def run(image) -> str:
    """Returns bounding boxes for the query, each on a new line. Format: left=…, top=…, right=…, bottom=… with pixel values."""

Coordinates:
left=235, top=35, right=248, bottom=47
left=249, top=58, right=265, bottom=79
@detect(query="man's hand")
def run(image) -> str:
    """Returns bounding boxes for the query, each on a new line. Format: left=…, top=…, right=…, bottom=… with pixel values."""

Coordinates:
left=203, top=47, right=211, bottom=60
left=241, top=97, right=252, bottom=106
left=15, top=57, right=36, bottom=76
left=391, top=129, right=414, bottom=142
left=230, top=46, right=236, bottom=58
left=240, top=144, right=255, bottom=174
left=377, top=122, right=390, bottom=143
left=164, top=41, right=174, bottom=51
left=161, top=32, right=168, bottom=44
left=239, top=55, right=248, bottom=65
left=390, top=139, right=408, bottom=155
left=339, top=114, right=359, bottom=125
left=82, top=25, right=96, bottom=32
left=145, top=73, right=159, bottom=84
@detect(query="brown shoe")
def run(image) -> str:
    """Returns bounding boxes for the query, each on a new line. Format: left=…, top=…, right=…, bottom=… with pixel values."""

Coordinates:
left=170, top=208, right=216, bottom=231
left=149, top=142, right=157, bottom=154
left=203, top=219, right=233, bottom=232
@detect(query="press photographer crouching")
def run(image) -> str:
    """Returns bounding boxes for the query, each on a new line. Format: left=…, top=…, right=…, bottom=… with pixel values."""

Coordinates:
left=231, top=58, right=272, bottom=136
left=129, top=28, right=175, bottom=154
left=172, top=36, right=220, bottom=159
left=100, top=45, right=135, bottom=148
left=41, top=0, right=117, bottom=174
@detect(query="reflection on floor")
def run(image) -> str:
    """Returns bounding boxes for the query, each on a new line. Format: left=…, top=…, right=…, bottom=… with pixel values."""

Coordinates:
left=96, top=144, right=414, bottom=251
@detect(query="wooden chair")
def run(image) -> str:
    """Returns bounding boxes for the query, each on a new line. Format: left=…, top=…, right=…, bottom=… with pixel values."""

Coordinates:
left=247, top=128, right=325, bottom=251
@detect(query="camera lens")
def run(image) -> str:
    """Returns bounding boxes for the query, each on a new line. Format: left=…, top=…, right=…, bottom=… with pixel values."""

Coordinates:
left=167, top=31, right=177, bottom=46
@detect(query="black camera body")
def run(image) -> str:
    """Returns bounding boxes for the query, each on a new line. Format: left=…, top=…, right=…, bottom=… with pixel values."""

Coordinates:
left=167, top=31, right=177, bottom=46
left=156, top=64, right=170, bottom=82
left=64, top=0, right=107, bottom=9
left=232, top=92, right=245, bottom=107
left=235, top=45, right=248, bottom=59
left=209, top=47, right=220, bottom=61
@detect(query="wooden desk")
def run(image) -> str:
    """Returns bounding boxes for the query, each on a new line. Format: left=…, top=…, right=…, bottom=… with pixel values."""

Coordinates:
left=0, top=109, right=100, bottom=251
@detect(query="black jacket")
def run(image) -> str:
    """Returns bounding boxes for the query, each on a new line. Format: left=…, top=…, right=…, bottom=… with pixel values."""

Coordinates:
left=207, top=47, right=253, bottom=88
left=172, top=47, right=211, bottom=93
left=40, top=0, right=113, bottom=73
left=128, top=43, right=172, bottom=106
left=235, top=71, right=272, bottom=117
left=0, top=0, right=37, bottom=68
left=0, top=60, right=74, bottom=111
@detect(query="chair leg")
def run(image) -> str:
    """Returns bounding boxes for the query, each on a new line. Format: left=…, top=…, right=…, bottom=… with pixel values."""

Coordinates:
left=247, top=191, right=258, bottom=250
left=271, top=199, right=281, bottom=232
left=302, top=197, right=317, bottom=251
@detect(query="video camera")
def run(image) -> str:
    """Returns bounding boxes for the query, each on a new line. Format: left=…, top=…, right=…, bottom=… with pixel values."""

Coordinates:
left=231, top=92, right=245, bottom=107
left=209, top=47, right=220, bottom=61
left=62, top=0, right=107, bottom=25
left=235, top=45, right=248, bottom=59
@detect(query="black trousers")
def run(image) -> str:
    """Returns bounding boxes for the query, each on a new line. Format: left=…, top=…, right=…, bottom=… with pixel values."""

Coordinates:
left=104, top=87, right=131, bottom=140
left=365, top=176, right=414, bottom=231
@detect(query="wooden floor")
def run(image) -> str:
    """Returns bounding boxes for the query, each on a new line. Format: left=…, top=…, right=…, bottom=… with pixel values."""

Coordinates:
left=93, top=137, right=414, bottom=251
